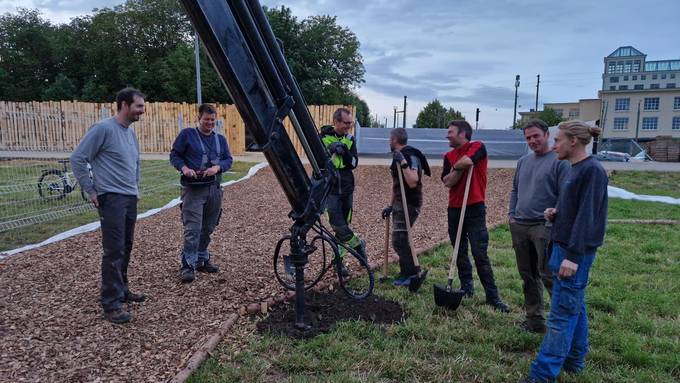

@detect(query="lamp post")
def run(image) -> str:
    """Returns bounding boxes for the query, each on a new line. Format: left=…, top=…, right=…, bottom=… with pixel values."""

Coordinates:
left=513, top=74, right=520, bottom=127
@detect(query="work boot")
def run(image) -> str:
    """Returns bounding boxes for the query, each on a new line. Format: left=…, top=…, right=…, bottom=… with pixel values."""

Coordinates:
left=124, top=291, right=147, bottom=303
left=181, top=268, right=195, bottom=283
left=487, top=298, right=511, bottom=313
left=104, top=308, right=131, bottom=324
left=353, top=239, right=367, bottom=260
left=197, top=261, right=219, bottom=273
left=517, top=320, right=546, bottom=334
left=334, top=257, right=349, bottom=276
left=392, top=275, right=409, bottom=287
left=461, top=281, right=474, bottom=298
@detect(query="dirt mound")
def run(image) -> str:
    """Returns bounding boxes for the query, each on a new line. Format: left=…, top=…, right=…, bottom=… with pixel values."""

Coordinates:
left=256, top=289, right=405, bottom=339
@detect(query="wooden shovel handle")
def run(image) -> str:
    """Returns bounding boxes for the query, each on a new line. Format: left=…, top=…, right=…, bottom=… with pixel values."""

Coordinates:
left=397, top=166, right=420, bottom=268
left=383, top=216, right=390, bottom=277
left=448, top=167, right=474, bottom=280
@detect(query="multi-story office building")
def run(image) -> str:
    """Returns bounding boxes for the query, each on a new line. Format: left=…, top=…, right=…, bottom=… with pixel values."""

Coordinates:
left=518, top=99, right=601, bottom=126
left=600, top=46, right=680, bottom=139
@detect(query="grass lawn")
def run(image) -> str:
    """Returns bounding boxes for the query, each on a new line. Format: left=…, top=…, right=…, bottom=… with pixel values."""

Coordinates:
left=0, top=160, right=255, bottom=252
left=188, top=171, right=680, bottom=383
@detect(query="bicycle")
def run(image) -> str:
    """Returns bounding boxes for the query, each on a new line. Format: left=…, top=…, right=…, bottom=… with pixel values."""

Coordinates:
left=273, top=220, right=374, bottom=300
left=37, top=159, right=88, bottom=201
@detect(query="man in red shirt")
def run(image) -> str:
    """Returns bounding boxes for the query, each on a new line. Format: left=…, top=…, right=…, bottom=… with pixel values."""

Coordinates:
left=441, top=120, right=509, bottom=312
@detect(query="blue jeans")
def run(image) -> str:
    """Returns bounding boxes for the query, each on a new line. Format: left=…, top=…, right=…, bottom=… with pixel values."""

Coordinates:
left=529, top=244, right=596, bottom=382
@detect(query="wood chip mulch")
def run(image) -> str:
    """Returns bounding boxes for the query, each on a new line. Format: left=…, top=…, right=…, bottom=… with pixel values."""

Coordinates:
left=0, top=165, right=513, bottom=382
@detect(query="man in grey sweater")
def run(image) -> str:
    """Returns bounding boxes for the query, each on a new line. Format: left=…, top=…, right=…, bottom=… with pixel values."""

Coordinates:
left=70, top=87, right=146, bottom=324
left=509, top=119, right=569, bottom=333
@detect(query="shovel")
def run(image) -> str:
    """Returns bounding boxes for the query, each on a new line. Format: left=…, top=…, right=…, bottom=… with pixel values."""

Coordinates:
left=434, top=166, right=474, bottom=310
left=379, top=215, right=390, bottom=282
left=397, top=165, right=428, bottom=293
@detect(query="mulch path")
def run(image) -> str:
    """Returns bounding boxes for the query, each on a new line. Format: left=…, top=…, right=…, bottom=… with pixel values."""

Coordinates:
left=0, top=165, right=513, bottom=382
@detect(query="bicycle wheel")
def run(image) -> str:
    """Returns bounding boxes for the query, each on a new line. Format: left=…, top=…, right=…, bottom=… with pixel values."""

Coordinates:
left=335, top=243, right=374, bottom=300
left=273, top=234, right=332, bottom=291
left=37, top=170, right=68, bottom=200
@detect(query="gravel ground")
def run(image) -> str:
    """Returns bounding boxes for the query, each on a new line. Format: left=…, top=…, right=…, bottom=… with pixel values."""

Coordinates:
left=0, top=165, right=513, bottom=382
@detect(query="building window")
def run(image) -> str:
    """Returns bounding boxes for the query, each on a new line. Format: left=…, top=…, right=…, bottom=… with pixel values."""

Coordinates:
left=672, top=74, right=676, bottom=79
left=624, top=61, right=632, bottom=73
left=615, top=98, right=630, bottom=111
left=553, top=109, right=563, bottom=117
left=673, top=117, right=680, bottom=130
left=651, top=84, right=660, bottom=89
left=569, top=109, right=579, bottom=119
left=634, top=84, right=644, bottom=90
left=641, top=75, right=646, bottom=80
left=614, top=117, right=629, bottom=130
left=667, top=83, right=676, bottom=88
left=644, top=98, right=660, bottom=110
left=619, top=85, right=628, bottom=90
left=652, top=74, right=658, bottom=80
left=661, top=74, right=667, bottom=79
left=623, top=75, right=629, bottom=81
left=632, top=75, right=638, bottom=80
left=607, top=62, right=616, bottom=73
left=610, top=86, right=616, bottom=91
left=633, top=60, right=641, bottom=72
left=674, top=97, right=680, bottom=110
left=610, top=76, right=619, bottom=83
left=616, top=61, right=624, bottom=73
left=642, top=117, right=658, bottom=130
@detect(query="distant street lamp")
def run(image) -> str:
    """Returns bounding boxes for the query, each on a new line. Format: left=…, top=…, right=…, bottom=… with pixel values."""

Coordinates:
left=513, top=74, right=520, bottom=127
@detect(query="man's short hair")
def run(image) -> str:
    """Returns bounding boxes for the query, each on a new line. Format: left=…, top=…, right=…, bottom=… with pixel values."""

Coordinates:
left=390, top=128, right=408, bottom=145
left=116, top=87, right=145, bottom=111
left=448, top=120, right=472, bottom=140
left=332, top=107, right=352, bottom=122
left=198, top=103, right=217, bottom=117
left=522, top=119, right=549, bottom=133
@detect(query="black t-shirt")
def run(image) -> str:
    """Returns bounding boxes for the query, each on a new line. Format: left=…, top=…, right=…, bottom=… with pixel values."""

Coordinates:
left=391, top=146, right=427, bottom=208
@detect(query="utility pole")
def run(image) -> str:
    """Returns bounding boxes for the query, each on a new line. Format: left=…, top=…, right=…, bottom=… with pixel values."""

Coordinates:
left=194, top=30, right=202, bottom=104
left=635, top=100, right=641, bottom=141
left=535, top=74, right=540, bottom=112
left=475, top=108, right=480, bottom=130
left=513, top=75, right=520, bottom=127
left=402, top=96, right=407, bottom=129
left=393, top=107, right=397, bottom=128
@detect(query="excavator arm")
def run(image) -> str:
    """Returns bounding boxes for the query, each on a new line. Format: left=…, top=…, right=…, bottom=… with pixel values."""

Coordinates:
left=179, top=0, right=369, bottom=328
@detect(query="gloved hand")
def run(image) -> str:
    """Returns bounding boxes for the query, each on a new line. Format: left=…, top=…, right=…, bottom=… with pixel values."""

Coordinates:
left=328, top=141, right=345, bottom=155
left=382, top=205, right=393, bottom=219
left=392, top=150, right=405, bottom=163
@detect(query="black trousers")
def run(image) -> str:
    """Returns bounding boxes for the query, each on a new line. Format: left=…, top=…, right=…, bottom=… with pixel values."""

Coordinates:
left=447, top=203, right=500, bottom=302
left=98, top=193, right=137, bottom=312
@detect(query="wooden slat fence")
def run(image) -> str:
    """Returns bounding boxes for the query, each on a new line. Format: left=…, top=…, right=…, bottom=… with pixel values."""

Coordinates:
left=0, top=101, right=354, bottom=156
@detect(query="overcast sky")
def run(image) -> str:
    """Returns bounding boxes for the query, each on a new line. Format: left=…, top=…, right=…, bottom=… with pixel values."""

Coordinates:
left=2, top=0, right=678, bottom=129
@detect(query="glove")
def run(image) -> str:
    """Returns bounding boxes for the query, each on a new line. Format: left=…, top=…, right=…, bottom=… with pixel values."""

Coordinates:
left=392, top=151, right=405, bottom=163
left=329, top=141, right=345, bottom=155
left=382, top=206, right=393, bottom=219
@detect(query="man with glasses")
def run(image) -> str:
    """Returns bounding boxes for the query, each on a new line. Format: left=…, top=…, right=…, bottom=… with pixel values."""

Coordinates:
left=319, top=108, right=364, bottom=270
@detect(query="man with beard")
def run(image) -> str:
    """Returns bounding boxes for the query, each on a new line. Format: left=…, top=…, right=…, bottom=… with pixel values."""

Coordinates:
left=441, top=120, right=509, bottom=312
left=71, top=87, right=146, bottom=324
left=382, top=128, right=430, bottom=287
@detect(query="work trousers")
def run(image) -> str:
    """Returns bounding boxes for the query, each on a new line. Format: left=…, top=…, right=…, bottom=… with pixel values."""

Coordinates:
left=98, top=193, right=137, bottom=313
left=180, top=183, right=223, bottom=270
left=391, top=201, right=420, bottom=278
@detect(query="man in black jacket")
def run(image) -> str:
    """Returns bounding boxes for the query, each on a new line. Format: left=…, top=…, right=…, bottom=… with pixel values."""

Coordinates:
left=382, top=128, right=430, bottom=287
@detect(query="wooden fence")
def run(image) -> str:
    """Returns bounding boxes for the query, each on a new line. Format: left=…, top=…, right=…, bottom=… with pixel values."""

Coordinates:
left=0, top=101, right=354, bottom=156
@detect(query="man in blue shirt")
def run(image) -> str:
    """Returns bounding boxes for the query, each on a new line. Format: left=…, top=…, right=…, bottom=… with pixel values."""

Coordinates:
left=170, top=104, right=233, bottom=283
left=520, top=120, right=607, bottom=383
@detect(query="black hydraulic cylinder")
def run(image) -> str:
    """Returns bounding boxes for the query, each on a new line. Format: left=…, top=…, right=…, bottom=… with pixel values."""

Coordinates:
left=179, top=0, right=310, bottom=216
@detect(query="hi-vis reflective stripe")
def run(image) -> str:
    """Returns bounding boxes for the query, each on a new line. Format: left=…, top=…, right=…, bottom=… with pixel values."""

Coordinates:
left=322, top=135, right=353, bottom=169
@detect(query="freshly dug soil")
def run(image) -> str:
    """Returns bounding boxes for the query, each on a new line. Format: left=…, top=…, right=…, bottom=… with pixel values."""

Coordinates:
left=0, top=165, right=513, bottom=382
left=256, top=289, right=405, bottom=339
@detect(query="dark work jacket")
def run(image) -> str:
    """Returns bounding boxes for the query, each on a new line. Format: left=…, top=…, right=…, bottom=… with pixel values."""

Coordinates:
left=391, top=145, right=431, bottom=208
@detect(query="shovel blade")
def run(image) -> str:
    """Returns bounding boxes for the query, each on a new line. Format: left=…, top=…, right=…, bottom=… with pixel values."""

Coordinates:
left=433, top=284, right=464, bottom=310
left=407, top=269, right=428, bottom=293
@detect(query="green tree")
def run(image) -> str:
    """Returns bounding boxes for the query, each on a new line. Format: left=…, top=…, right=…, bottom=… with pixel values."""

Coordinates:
left=415, top=99, right=464, bottom=128
left=537, top=107, right=564, bottom=127
left=41, top=74, right=77, bottom=100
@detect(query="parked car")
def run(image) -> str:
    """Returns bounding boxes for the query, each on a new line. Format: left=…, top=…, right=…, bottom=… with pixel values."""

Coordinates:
left=595, top=150, right=630, bottom=162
